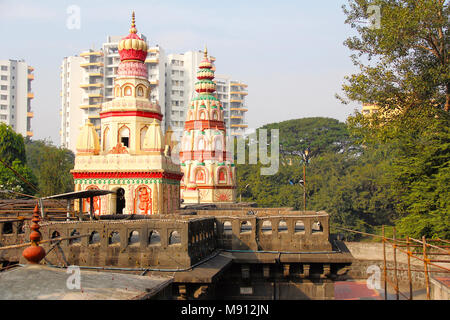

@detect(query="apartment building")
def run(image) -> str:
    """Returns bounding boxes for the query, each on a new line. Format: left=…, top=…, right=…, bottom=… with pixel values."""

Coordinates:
left=60, top=56, right=84, bottom=150
left=361, top=103, right=379, bottom=116
left=0, top=59, right=34, bottom=138
left=215, top=75, right=248, bottom=136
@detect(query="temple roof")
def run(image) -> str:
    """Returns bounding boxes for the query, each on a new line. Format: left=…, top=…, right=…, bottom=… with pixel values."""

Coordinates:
left=118, top=12, right=148, bottom=62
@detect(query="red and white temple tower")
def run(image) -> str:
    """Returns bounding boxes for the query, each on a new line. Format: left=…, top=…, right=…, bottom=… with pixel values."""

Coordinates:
left=71, top=13, right=183, bottom=215
left=179, top=48, right=237, bottom=203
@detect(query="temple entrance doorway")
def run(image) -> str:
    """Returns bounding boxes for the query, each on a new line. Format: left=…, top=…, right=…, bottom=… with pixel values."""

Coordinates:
left=110, top=188, right=126, bottom=214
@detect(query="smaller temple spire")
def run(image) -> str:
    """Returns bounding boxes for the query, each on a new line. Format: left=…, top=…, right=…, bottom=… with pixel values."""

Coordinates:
left=130, top=11, right=137, bottom=34
left=204, top=45, right=208, bottom=59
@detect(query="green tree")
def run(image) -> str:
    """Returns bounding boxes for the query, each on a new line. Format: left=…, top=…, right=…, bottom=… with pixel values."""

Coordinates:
left=338, top=0, right=450, bottom=238
left=25, top=139, right=75, bottom=197
left=0, top=124, right=37, bottom=198
left=236, top=117, right=397, bottom=240
left=338, top=0, right=449, bottom=113
left=0, top=123, right=26, bottom=165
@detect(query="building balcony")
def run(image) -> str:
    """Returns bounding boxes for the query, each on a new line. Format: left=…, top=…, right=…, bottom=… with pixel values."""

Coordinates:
left=230, top=91, right=248, bottom=96
left=80, top=51, right=103, bottom=57
left=230, top=108, right=248, bottom=112
left=230, top=83, right=248, bottom=88
left=79, top=104, right=101, bottom=110
left=88, top=114, right=100, bottom=119
left=88, top=93, right=103, bottom=98
left=80, top=83, right=104, bottom=88
left=88, top=72, right=103, bottom=77
left=150, top=79, right=159, bottom=86
left=27, top=92, right=34, bottom=99
left=27, top=112, right=34, bottom=118
left=231, top=124, right=248, bottom=128
left=145, top=58, right=159, bottom=64
left=27, top=74, right=34, bottom=80
left=80, top=62, right=104, bottom=68
left=230, top=99, right=242, bottom=103
left=231, top=115, right=243, bottom=119
left=147, top=48, right=159, bottom=53
left=26, top=131, right=33, bottom=137
left=28, top=66, right=34, bottom=72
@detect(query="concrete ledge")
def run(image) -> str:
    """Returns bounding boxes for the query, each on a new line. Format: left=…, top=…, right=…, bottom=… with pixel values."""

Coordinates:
left=430, top=276, right=450, bottom=300
left=0, top=265, right=172, bottom=300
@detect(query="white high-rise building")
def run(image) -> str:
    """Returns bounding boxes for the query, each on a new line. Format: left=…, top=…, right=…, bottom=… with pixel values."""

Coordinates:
left=60, top=45, right=248, bottom=152
left=215, top=75, right=248, bottom=137
left=0, top=59, right=35, bottom=138
left=60, top=56, right=84, bottom=149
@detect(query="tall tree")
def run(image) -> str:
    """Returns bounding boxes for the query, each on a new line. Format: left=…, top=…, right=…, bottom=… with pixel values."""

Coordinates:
left=25, top=139, right=75, bottom=197
left=0, top=123, right=26, bottom=165
left=0, top=124, right=37, bottom=198
left=338, top=0, right=449, bottom=113
left=339, top=0, right=450, bottom=238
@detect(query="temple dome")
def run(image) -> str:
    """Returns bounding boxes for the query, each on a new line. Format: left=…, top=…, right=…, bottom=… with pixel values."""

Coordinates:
left=118, top=12, right=148, bottom=62
left=76, top=121, right=100, bottom=155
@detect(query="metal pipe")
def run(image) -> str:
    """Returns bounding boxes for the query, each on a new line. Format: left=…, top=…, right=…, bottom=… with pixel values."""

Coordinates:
left=393, top=227, right=399, bottom=300
left=383, top=225, right=387, bottom=300
left=222, top=249, right=342, bottom=254
left=423, top=236, right=430, bottom=300
left=406, top=236, right=413, bottom=300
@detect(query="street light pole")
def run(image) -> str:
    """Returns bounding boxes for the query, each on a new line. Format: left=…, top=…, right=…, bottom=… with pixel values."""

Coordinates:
left=302, top=147, right=310, bottom=212
left=303, top=162, right=306, bottom=212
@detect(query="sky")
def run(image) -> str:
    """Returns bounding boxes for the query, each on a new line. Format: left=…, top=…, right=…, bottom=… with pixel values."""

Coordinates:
left=0, top=0, right=361, bottom=145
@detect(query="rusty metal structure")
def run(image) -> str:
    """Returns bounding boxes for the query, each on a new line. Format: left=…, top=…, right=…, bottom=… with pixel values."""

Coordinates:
left=335, top=225, right=450, bottom=300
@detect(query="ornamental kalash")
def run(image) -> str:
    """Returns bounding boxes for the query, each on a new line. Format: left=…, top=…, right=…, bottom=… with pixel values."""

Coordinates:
left=179, top=48, right=237, bottom=204
left=71, top=13, right=182, bottom=215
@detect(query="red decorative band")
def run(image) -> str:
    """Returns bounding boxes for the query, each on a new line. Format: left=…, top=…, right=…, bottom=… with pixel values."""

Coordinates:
left=100, top=111, right=163, bottom=121
left=181, top=185, right=236, bottom=190
left=184, top=120, right=225, bottom=131
left=180, top=150, right=232, bottom=162
left=72, top=171, right=183, bottom=181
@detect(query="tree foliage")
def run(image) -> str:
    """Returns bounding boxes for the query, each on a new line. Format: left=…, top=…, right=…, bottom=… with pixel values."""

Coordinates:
left=337, top=0, right=450, bottom=238
left=0, top=124, right=37, bottom=198
left=338, top=0, right=449, bottom=113
left=236, top=117, right=396, bottom=240
left=0, top=123, right=26, bottom=165
left=25, top=139, right=75, bottom=197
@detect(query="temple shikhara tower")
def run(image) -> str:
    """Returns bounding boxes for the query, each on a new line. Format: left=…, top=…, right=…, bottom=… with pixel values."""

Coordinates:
left=71, top=13, right=182, bottom=215
left=179, top=48, right=237, bottom=203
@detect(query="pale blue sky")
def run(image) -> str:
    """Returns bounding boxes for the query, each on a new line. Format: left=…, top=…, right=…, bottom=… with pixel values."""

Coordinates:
left=0, top=0, right=360, bottom=144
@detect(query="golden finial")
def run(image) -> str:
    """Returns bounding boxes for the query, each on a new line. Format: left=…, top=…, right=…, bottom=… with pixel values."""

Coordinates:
left=130, top=11, right=137, bottom=34
left=204, top=45, right=208, bottom=59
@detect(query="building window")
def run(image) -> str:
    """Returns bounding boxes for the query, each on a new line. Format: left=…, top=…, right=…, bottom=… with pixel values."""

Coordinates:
left=1, top=76, right=7, bottom=81
left=1, top=95, right=6, bottom=100
left=0, top=85, right=7, bottom=90
left=118, top=125, right=130, bottom=147
left=0, top=105, right=6, bottom=110
left=1, top=66, right=7, bottom=71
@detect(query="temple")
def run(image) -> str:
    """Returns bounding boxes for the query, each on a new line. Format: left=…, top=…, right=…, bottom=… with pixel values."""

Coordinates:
left=71, top=13, right=183, bottom=215
left=179, top=47, right=237, bottom=203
